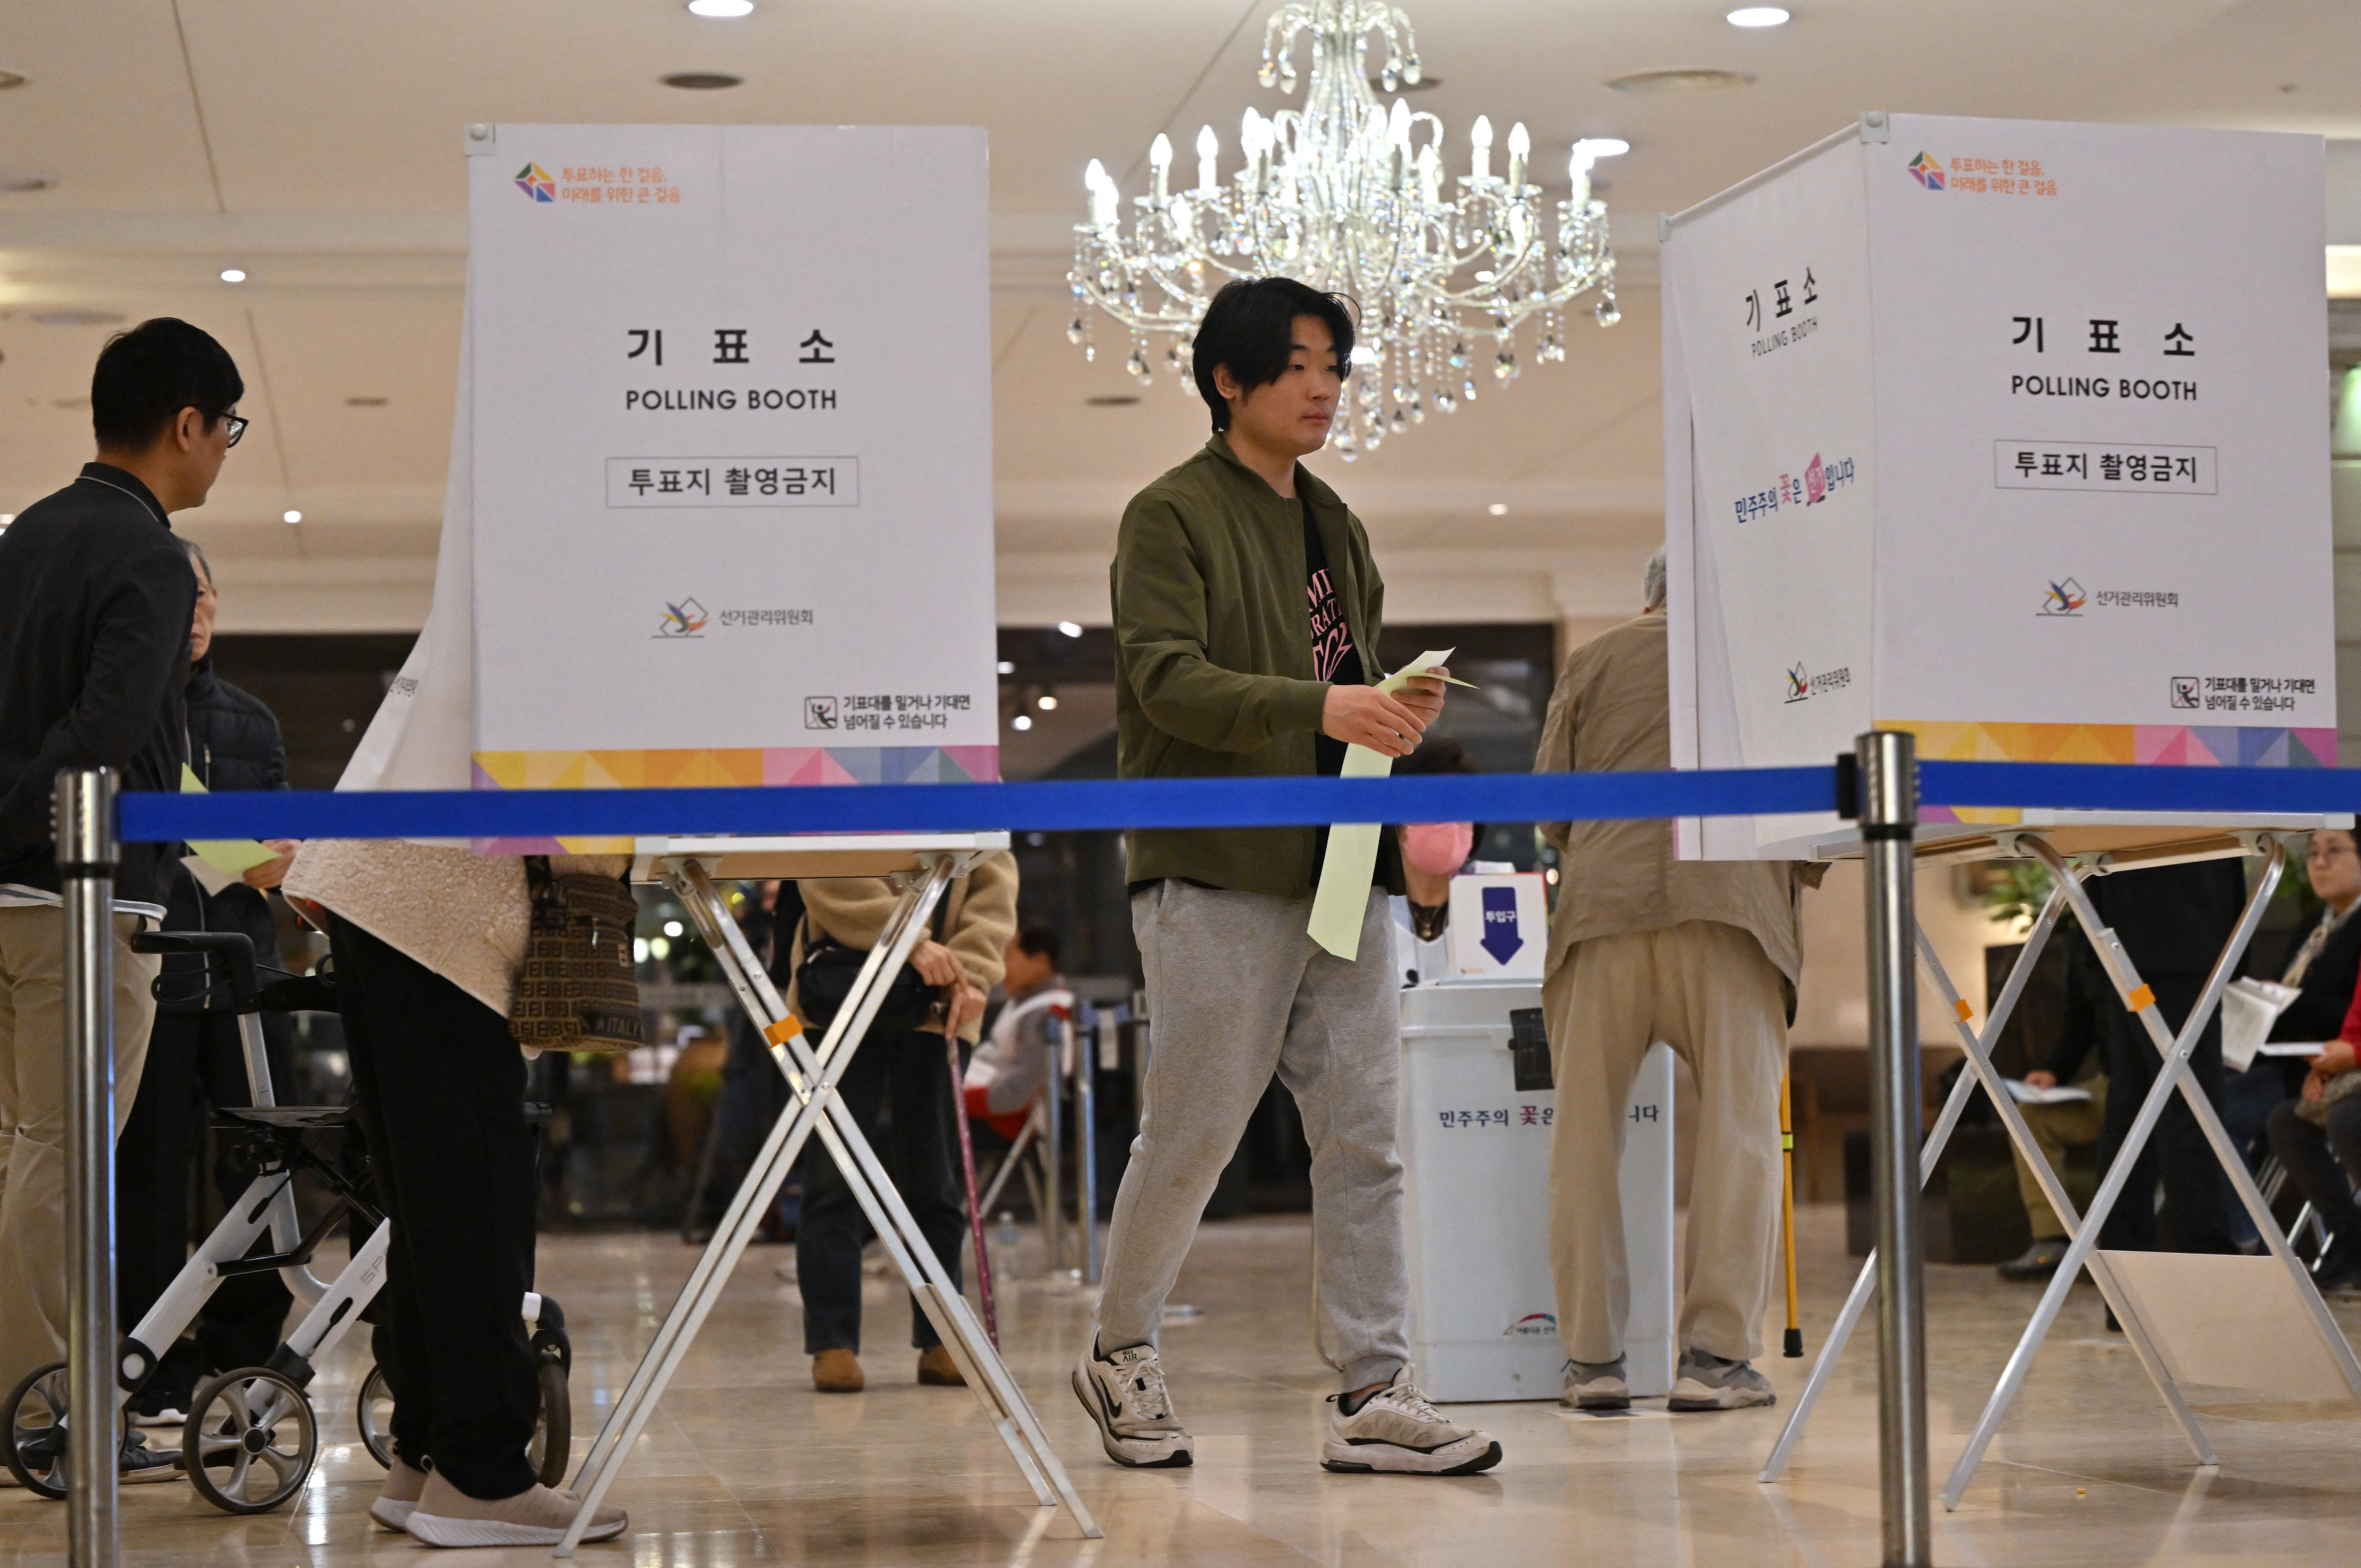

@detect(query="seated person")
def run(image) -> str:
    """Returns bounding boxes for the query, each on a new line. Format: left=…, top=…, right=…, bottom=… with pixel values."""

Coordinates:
left=2223, top=829, right=2361, bottom=1159
left=1998, top=930, right=2112, bottom=1280
left=964, top=925, right=1071, bottom=1141
left=2265, top=956, right=2361, bottom=1289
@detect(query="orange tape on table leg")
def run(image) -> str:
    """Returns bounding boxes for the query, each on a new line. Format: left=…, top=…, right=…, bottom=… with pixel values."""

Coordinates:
left=763, top=1016, right=805, bottom=1045
left=2125, top=984, right=2154, bottom=1013
left=1954, top=998, right=1973, bottom=1023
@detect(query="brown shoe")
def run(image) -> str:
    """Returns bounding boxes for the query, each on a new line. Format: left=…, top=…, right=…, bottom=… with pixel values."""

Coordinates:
left=812, top=1348, right=864, bottom=1392
left=917, top=1345, right=966, bottom=1386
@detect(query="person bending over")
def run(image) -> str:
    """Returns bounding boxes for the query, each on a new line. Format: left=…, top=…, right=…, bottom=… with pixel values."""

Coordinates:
left=1075, top=275, right=1499, bottom=1478
left=1539, top=548, right=1820, bottom=1414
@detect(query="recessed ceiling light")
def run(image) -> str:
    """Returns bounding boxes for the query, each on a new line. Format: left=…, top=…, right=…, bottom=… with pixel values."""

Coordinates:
left=0, top=514, right=14, bottom=527
left=0, top=171, right=57, bottom=193
left=283, top=510, right=302, bottom=524
left=30, top=308, right=124, bottom=327
left=1012, top=714, right=1033, bottom=731
left=1606, top=68, right=1756, bottom=94
left=686, top=0, right=754, bottom=13
left=345, top=395, right=388, bottom=407
left=1038, top=693, right=1059, bottom=711
left=1486, top=502, right=1509, bottom=516
left=660, top=70, right=742, bottom=90
left=1085, top=394, right=1140, bottom=406
left=1727, top=6, right=1791, bottom=25
left=1057, top=621, right=1084, bottom=638
left=1572, top=137, right=1631, bottom=159
left=220, top=268, right=246, bottom=284
left=996, top=660, right=1016, bottom=675
left=0, top=71, right=26, bottom=90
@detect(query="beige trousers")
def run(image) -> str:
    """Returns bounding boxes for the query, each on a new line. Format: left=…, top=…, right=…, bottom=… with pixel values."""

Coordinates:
left=2010, top=1077, right=2107, bottom=1241
left=1545, top=920, right=1788, bottom=1365
left=0, top=907, right=157, bottom=1388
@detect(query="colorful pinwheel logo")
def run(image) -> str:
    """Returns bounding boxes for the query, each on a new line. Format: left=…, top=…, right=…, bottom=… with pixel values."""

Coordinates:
left=1907, top=151, right=1946, bottom=191
left=515, top=162, right=556, bottom=202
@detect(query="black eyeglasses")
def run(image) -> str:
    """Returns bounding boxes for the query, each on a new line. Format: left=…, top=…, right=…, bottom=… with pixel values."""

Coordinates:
left=222, top=414, right=249, bottom=448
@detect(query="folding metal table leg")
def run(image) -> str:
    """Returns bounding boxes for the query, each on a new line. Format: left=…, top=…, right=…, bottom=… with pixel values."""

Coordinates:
left=1940, top=838, right=2289, bottom=1510
left=674, top=862, right=1103, bottom=1540
left=1761, top=878, right=2072, bottom=1483
left=557, top=864, right=952, bottom=1556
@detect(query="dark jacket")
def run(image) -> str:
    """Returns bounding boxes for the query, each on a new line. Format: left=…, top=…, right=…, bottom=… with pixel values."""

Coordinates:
left=2268, top=905, right=2361, bottom=1043
left=0, top=463, right=196, bottom=899
left=2082, top=860, right=2248, bottom=979
left=1110, top=434, right=1404, bottom=899
left=157, top=660, right=289, bottom=1003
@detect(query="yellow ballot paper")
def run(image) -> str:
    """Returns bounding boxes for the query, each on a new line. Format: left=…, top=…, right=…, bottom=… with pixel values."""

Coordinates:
left=178, top=765, right=280, bottom=884
left=1306, top=650, right=1473, bottom=960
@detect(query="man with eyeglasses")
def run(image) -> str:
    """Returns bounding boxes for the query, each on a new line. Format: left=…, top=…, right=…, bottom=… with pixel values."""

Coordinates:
left=0, top=316, right=244, bottom=1482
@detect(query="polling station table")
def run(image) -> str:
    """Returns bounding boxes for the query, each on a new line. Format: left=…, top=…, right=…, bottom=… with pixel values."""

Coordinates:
left=1760, top=810, right=2361, bottom=1510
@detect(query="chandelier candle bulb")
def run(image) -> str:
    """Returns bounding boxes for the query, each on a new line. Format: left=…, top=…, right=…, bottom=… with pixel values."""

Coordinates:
left=1470, top=115, right=1492, bottom=182
left=1195, top=125, right=1218, bottom=193
left=1507, top=121, right=1528, bottom=190
left=1149, top=133, right=1172, bottom=203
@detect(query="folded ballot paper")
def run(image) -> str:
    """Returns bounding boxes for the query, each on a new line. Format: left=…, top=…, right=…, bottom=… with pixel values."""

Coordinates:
left=2004, top=1079, right=2093, bottom=1106
left=177, top=765, right=280, bottom=895
left=2220, top=977, right=2304, bottom=1072
left=1306, top=650, right=1476, bottom=960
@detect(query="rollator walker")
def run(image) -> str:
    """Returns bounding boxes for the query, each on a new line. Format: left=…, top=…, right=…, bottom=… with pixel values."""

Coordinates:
left=2, top=929, right=571, bottom=1513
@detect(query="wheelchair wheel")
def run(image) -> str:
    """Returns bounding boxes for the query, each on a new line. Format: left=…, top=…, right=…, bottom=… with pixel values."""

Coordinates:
left=528, top=1347, right=571, bottom=1489
left=355, top=1363, right=395, bottom=1470
left=2, top=1360, right=69, bottom=1499
left=182, top=1367, right=317, bottom=1515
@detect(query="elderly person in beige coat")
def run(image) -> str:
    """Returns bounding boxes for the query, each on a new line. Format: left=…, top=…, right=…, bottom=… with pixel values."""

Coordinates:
left=1536, top=549, right=1816, bottom=1416
left=281, top=841, right=628, bottom=1547
left=784, top=852, right=1016, bottom=1392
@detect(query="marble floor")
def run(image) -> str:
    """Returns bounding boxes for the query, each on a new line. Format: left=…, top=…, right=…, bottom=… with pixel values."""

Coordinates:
left=9, top=1206, right=2361, bottom=1565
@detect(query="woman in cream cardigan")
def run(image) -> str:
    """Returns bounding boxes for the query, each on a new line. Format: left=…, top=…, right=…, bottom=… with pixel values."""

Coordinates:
left=282, top=840, right=628, bottom=1549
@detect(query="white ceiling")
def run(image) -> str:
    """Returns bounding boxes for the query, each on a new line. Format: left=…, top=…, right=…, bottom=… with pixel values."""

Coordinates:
left=2, top=0, right=2357, bottom=634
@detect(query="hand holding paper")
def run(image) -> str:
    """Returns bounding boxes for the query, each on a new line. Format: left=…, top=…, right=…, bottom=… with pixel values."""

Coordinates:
left=178, top=765, right=283, bottom=891
left=1306, top=650, right=1476, bottom=960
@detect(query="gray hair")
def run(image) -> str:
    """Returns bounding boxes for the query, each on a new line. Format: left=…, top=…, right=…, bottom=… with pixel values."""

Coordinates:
left=184, top=536, right=213, bottom=589
left=1642, top=546, right=1667, bottom=612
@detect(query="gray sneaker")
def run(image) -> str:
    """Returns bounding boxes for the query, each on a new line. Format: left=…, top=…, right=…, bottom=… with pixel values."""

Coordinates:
left=1561, top=1356, right=1630, bottom=1411
left=1072, top=1340, right=1193, bottom=1468
left=1667, top=1349, right=1775, bottom=1412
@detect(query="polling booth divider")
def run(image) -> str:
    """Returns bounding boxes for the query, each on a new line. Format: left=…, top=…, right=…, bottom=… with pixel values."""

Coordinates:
left=61, top=751, right=2361, bottom=1568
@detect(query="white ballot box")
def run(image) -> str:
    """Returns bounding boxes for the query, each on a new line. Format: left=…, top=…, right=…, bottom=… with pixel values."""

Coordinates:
left=1397, top=980, right=1675, bottom=1402
left=1661, top=113, right=2332, bottom=858
left=1443, top=873, right=1549, bottom=981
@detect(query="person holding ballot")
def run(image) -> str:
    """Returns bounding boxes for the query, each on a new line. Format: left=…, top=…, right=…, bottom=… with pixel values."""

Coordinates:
left=1076, top=276, right=1500, bottom=1478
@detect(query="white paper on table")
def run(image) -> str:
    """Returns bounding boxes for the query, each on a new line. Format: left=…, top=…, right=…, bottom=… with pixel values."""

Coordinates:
left=2259, top=1042, right=2328, bottom=1058
left=2221, top=978, right=2303, bottom=1072
left=1305, top=650, right=1473, bottom=960
left=2003, top=1079, right=2094, bottom=1106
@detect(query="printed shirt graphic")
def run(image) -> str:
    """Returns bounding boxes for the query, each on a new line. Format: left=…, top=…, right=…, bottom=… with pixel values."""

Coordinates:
left=1302, top=499, right=1366, bottom=778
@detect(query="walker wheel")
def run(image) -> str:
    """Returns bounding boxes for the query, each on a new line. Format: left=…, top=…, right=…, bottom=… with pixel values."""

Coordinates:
left=1, top=1361, right=69, bottom=1500
left=182, top=1366, right=317, bottom=1514
left=529, top=1348, right=571, bottom=1488
left=356, top=1363, right=394, bottom=1470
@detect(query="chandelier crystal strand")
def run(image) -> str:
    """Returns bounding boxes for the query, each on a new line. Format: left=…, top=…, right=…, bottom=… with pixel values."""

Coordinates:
left=1070, top=0, right=1617, bottom=458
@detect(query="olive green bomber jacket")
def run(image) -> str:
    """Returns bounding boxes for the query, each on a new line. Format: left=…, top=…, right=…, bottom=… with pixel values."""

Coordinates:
left=1111, top=434, right=1406, bottom=900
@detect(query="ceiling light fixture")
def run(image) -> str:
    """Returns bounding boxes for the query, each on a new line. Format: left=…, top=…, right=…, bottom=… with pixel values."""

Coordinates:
left=1486, top=502, right=1508, bottom=516
left=1012, top=714, right=1034, bottom=731
left=660, top=70, right=742, bottom=90
left=686, top=0, right=754, bottom=13
left=1072, top=0, right=1619, bottom=459
left=283, top=510, right=302, bottom=524
left=1607, top=67, right=1755, bottom=93
left=0, top=171, right=58, bottom=193
left=997, top=659, right=1017, bottom=674
left=220, top=268, right=246, bottom=284
left=1038, top=693, right=1059, bottom=711
left=1057, top=621, right=1085, bottom=638
left=1727, top=6, right=1791, bottom=26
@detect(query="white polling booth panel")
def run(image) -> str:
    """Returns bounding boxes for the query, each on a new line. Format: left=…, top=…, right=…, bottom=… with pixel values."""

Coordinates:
left=1662, top=113, right=2332, bottom=859
left=1398, top=977, right=1675, bottom=1403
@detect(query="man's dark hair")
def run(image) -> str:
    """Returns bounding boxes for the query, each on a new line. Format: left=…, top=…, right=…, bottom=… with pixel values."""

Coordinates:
left=92, top=318, right=244, bottom=453
left=1190, top=277, right=1356, bottom=434
left=1014, top=925, right=1061, bottom=968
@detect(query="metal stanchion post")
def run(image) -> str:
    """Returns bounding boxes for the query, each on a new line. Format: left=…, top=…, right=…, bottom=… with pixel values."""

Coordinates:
left=1043, top=1011, right=1065, bottom=1277
left=55, top=768, right=120, bottom=1568
left=1077, top=1009, right=1098, bottom=1285
left=1857, top=731, right=1930, bottom=1567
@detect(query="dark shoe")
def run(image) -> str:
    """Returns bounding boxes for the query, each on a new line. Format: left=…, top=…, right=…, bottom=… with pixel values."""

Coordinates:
left=119, top=1432, right=186, bottom=1485
left=1560, top=1357, right=1630, bottom=1412
left=812, top=1348, right=864, bottom=1392
left=1998, top=1238, right=2069, bottom=1281
left=916, top=1345, right=965, bottom=1386
left=2312, top=1238, right=2361, bottom=1292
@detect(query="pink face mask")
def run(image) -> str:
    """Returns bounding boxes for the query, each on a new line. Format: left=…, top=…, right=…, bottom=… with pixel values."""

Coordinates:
left=1403, top=821, right=1474, bottom=878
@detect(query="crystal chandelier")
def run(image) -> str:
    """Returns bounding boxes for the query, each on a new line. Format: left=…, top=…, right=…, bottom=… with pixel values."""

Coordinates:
left=1069, top=0, right=1619, bottom=459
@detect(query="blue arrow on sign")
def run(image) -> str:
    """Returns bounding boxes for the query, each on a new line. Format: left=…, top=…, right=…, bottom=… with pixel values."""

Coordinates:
left=1479, top=885, right=1523, bottom=965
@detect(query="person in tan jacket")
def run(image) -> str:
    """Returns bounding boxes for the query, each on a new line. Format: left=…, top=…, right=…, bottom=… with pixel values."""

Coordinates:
left=785, top=852, right=1015, bottom=1392
left=281, top=840, right=627, bottom=1547
left=1536, top=549, right=1818, bottom=1416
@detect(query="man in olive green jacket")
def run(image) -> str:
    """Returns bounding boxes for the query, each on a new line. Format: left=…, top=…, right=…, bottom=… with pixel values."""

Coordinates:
left=1075, top=277, right=1500, bottom=1481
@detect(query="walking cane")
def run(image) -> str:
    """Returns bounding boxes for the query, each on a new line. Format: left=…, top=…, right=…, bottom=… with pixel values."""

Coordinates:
left=1781, top=1067, right=1803, bottom=1357
left=948, top=1030, right=999, bottom=1348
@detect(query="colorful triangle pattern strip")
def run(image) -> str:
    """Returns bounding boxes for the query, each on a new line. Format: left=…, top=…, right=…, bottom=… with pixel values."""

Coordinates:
left=1889, top=721, right=2336, bottom=827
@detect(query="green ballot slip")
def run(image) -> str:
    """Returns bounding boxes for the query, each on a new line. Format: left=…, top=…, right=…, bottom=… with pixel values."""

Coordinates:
left=179, top=765, right=280, bottom=876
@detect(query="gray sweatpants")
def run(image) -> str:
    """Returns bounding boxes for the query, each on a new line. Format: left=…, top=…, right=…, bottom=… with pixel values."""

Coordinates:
left=1095, top=880, right=1409, bottom=1390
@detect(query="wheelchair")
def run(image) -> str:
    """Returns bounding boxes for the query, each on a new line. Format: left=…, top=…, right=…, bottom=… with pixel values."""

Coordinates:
left=2, top=930, right=572, bottom=1513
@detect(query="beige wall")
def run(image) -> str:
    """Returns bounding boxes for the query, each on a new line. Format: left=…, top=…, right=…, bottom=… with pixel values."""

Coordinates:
left=1791, top=860, right=2018, bottom=1049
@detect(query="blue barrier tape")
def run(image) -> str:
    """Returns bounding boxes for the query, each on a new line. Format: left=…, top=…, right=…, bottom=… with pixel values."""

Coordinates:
left=107, top=759, right=2361, bottom=844
left=122, top=768, right=1837, bottom=841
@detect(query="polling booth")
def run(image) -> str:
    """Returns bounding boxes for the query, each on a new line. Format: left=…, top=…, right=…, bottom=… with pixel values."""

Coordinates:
left=337, top=124, right=1099, bottom=1553
left=1660, top=111, right=2361, bottom=1508
left=1392, top=873, right=1679, bottom=1403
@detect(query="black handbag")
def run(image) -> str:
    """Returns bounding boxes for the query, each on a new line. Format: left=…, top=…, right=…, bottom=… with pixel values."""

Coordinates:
left=795, top=903, right=944, bottom=1036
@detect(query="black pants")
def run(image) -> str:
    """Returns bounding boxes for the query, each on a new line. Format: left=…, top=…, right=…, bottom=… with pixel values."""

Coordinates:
left=333, top=918, right=540, bottom=1501
left=2097, top=973, right=2236, bottom=1254
left=2267, top=1095, right=2361, bottom=1235
left=116, top=1008, right=294, bottom=1396
left=796, top=1027, right=963, bottom=1354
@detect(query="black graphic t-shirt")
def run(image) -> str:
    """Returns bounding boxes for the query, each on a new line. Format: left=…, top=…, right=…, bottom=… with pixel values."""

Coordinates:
left=1304, top=499, right=1366, bottom=779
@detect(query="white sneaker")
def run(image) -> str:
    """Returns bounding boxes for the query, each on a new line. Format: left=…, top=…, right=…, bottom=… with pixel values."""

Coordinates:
left=1321, top=1365, right=1502, bottom=1475
left=1561, top=1356, right=1630, bottom=1412
left=369, top=1458, right=429, bottom=1531
left=1071, top=1340, right=1192, bottom=1468
left=405, top=1471, right=626, bottom=1547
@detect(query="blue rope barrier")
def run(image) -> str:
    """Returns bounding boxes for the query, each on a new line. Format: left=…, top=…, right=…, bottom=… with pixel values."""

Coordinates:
left=110, top=759, right=2360, bottom=844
